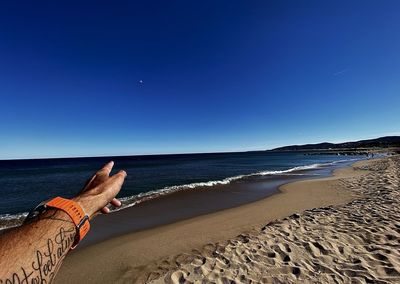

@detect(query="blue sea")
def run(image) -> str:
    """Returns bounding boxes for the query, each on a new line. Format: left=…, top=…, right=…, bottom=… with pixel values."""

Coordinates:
left=0, top=151, right=367, bottom=230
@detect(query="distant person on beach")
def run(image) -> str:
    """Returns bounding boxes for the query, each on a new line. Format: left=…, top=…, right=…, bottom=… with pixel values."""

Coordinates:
left=0, top=161, right=126, bottom=283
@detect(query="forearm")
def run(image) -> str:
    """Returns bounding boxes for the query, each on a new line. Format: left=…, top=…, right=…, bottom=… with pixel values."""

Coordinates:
left=0, top=210, right=76, bottom=283
left=0, top=161, right=126, bottom=283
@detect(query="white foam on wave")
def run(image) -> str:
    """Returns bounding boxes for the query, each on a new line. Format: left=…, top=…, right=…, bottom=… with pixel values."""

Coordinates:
left=0, top=158, right=359, bottom=230
left=0, top=212, right=28, bottom=230
left=115, top=160, right=352, bottom=212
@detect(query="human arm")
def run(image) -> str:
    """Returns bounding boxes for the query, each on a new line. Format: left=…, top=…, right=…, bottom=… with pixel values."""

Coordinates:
left=0, top=161, right=126, bottom=283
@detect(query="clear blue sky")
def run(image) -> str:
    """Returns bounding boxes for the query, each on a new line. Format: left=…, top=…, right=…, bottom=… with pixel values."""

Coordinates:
left=1, top=1, right=399, bottom=159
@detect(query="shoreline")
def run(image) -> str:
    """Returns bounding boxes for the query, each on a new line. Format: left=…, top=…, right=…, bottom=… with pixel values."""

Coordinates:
left=0, top=158, right=358, bottom=234
left=55, top=158, right=373, bottom=283
left=78, top=166, right=331, bottom=248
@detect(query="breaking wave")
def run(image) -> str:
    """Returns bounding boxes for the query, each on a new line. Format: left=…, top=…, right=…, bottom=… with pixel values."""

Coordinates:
left=115, top=160, right=351, bottom=211
left=0, top=159, right=355, bottom=231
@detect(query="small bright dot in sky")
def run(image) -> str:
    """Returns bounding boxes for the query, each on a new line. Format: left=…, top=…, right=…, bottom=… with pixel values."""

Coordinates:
left=0, top=1, right=400, bottom=159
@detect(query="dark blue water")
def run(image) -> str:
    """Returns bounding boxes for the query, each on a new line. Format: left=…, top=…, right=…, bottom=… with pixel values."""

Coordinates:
left=0, top=151, right=365, bottom=228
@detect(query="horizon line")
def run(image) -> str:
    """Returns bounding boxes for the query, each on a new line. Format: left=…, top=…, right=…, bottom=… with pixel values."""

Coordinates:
left=1, top=134, right=397, bottom=161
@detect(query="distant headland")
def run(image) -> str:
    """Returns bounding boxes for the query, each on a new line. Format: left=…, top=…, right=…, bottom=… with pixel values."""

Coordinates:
left=269, top=136, right=400, bottom=155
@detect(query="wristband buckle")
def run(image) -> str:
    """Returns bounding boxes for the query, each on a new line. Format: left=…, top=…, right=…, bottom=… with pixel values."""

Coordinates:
left=25, top=197, right=90, bottom=249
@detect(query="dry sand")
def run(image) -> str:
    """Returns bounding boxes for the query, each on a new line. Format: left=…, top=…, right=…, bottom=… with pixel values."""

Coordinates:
left=56, top=156, right=400, bottom=283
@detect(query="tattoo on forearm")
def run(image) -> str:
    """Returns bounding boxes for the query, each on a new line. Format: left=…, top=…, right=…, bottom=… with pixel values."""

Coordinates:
left=1, top=226, right=75, bottom=284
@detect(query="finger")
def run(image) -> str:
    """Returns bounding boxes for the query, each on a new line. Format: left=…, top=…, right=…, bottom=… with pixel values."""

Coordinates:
left=102, top=170, right=127, bottom=201
left=114, top=170, right=127, bottom=183
left=91, top=161, right=115, bottom=187
left=97, top=161, right=114, bottom=177
left=111, top=170, right=127, bottom=182
left=101, top=207, right=110, bottom=214
left=81, top=174, right=97, bottom=192
left=100, top=199, right=120, bottom=214
left=110, top=198, right=121, bottom=207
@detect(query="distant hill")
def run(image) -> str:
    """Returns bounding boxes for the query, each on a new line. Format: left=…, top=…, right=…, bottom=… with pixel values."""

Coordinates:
left=270, top=136, right=400, bottom=151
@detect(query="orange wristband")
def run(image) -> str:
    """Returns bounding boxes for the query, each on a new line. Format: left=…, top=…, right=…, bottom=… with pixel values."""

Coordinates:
left=46, top=197, right=90, bottom=249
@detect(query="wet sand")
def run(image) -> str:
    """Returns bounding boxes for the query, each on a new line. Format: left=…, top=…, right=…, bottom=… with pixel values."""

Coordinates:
left=54, top=158, right=375, bottom=283
left=80, top=172, right=317, bottom=247
left=74, top=162, right=351, bottom=248
left=141, top=156, right=400, bottom=283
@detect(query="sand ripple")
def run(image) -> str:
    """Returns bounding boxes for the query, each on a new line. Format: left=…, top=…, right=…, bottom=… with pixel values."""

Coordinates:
left=144, top=157, right=400, bottom=283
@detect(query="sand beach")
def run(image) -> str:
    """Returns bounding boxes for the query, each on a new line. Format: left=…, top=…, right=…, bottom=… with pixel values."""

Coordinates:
left=2, top=2, right=400, bottom=283
left=55, top=156, right=400, bottom=283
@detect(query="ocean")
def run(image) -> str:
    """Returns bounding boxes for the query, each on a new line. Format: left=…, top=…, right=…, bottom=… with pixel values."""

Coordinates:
left=0, top=151, right=367, bottom=232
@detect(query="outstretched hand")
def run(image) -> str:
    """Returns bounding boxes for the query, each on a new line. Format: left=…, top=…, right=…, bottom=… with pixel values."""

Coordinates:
left=0, top=161, right=127, bottom=284
left=73, top=161, right=126, bottom=219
